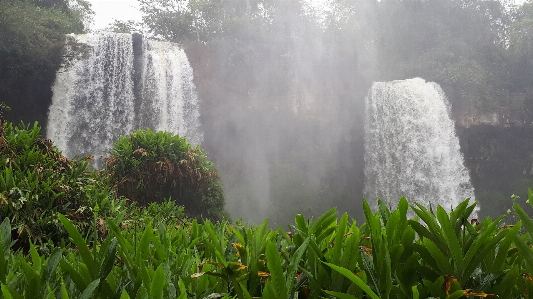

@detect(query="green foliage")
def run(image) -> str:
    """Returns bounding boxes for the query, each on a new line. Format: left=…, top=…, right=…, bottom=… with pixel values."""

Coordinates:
left=0, top=0, right=93, bottom=126
left=0, top=196, right=533, bottom=298
left=105, top=129, right=226, bottom=221
left=0, top=115, right=111, bottom=250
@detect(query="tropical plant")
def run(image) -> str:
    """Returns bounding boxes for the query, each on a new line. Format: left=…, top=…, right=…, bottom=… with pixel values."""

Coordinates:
left=0, top=193, right=533, bottom=298
left=105, top=129, right=227, bottom=221
left=0, top=110, right=111, bottom=251
left=0, top=0, right=93, bottom=127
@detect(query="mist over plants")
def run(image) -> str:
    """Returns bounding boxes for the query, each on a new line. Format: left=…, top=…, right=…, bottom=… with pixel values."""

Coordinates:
left=1, top=0, right=533, bottom=297
left=1, top=0, right=533, bottom=223
left=117, top=0, right=533, bottom=223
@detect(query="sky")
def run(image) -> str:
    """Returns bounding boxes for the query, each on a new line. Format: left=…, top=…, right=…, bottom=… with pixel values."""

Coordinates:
left=87, top=0, right=142, bottom=30
left=86, top=0, right=529, bottom=30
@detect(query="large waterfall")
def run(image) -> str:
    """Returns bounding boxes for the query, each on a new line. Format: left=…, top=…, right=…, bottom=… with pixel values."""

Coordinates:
left=364, top=78, right=476, bottom=212
left=47, top=32, right=202, bottom=167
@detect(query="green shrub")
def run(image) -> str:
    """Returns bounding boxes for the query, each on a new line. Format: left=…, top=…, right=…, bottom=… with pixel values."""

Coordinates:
left=105, top=129, right=227, bottom=221
left=0, top=110, right=110, bottom=250
left=1, top=195, right=533, bottom=298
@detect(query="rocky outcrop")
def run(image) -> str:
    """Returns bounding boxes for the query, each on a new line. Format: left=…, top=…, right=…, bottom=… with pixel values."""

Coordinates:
left=456, top=124, right=533, bottom=218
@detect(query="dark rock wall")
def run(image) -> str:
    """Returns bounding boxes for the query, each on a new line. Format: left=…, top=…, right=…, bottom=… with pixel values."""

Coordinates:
left=457, top=125, right=533, bottom=218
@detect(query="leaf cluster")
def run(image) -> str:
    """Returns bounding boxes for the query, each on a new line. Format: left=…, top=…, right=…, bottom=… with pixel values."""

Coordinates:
left=0, top=114, right=109, bottom=251
left=1, top=192, right=533, bottom=298
left=105, top=129, right=226, bottom=222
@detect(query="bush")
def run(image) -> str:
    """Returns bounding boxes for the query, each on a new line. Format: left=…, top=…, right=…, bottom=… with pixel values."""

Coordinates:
left=0, top=107, right=111, bottom=250
left=105, top=129, right=227, bottom=221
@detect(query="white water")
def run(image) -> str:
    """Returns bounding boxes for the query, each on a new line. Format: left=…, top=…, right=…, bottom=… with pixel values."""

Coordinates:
left=364, top=78, right=477, bottom=213
left=47, top=32, right=203, bottom=167
left=137, top=39, right=202, bottom=145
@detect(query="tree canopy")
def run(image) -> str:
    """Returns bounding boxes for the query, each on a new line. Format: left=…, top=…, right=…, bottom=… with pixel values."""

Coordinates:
left=0, top=0, right=93, bottom=127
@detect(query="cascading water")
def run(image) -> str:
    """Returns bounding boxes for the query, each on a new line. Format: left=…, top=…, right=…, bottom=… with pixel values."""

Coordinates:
left=47, top=32, right=202, bottom=167
left=364, top=78, right=477, bottom=212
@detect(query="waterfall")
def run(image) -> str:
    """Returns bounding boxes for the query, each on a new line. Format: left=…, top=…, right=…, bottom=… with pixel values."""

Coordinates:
left=47, top=32, right=203, bottom=167
left=364, top=78, right=477, bottom=213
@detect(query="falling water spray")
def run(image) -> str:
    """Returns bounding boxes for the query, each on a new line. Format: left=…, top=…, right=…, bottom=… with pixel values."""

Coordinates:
left=47, top=32, right=203, bottom=167
left=364, top=78, right=477, bottom=213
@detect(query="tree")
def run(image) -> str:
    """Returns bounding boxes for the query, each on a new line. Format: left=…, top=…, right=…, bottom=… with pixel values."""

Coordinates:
left=0, top=0, right=93, bottom=128
left=0, top=106, right=105, bottom=250
left=105, top=129, right=227, bottom=221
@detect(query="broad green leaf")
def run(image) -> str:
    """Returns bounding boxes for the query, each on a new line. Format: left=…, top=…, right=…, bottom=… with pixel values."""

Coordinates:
left=239, top=282, right=253, bottom=299
left=491, top=222, right=521, bottom=271
left=446, top=289, right=465, bottom=299
left=0, top=240, right=5, bottom=285
left=330, top=213, right=348, bottom=264
left=60, top=282, right=69, bottom=299
left=120, top=290, right=130, bottom=299
left=513, top=201, right=533, bottom=241
left=177, top=278, right=187, bottom=299
left=98, top=237, right=118, bottom=280
left=286, top=236, right=309, bottom=293
left=60, top=260, right=88, bottom=291
left=323, top=262, right=380, bottom=299
left=0, top=218, right=10, bottom=255
left=58, top=214, right=98, bottom=279
left=330, top=213, right=349, bottom=291
left=265, top=241, right=288, bottom=299
left=423, top=238, right=453, bottom=274
left=323, top=290, right=358, bottom=299
left=408, top=220, right=441, bottom=248
left=1, top=284, right=15, bottom=299
left=493, top=264, right=519, bottom=297
left=513, top=232, right=533, bottom=275
left=436, top=206, right=463, bottom=274
left=377, top=199, right=391, bottom=225
left=309, top=207, right=337, bottom=236
left=29, top=243, right=41, bottom=275
left=79, top=279, right=100, bottom=299
left=294, top=214, right=308, bottom=235
left=149, top=265, right=165, bottom=299
left=2, top=284, right=22, bottom=299
left=412, top=285, right=419, bottom=299
left=411, top=204, right=448, bottom=253
left=136, top=223, right=153, bottom=262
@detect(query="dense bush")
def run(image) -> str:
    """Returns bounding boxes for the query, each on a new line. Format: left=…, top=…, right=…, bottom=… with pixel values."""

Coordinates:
left=0, top=108, right=111, bottom=250
left=105, top=129, right=227, bottom=221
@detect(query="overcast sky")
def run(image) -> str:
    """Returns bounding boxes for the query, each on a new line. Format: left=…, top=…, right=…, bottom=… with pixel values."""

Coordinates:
left=87, top=0, right=142, bottom=30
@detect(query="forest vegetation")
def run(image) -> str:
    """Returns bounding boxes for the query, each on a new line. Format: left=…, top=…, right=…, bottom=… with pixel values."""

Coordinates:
left=1, top=113, right=533, bottom=297
left=2, top=0, right=533, bottom=222
left=1, top=0, right=533, bottom=297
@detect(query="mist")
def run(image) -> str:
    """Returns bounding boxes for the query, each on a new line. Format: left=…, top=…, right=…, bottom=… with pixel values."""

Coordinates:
left=176, top=1, right=379, bottom=225
left=174, top=0, right=533, bottom=224
left=3, top=0, right=532, bottom=225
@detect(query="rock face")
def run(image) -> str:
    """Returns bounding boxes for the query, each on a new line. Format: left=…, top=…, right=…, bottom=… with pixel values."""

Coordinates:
left=47, top=32, right=202, bottom=167
left=456, top=109, right=533, bottom=128
left=456, top=124, right=533, bottom=217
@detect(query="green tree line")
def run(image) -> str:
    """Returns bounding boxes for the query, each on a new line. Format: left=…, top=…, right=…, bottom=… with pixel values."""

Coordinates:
left=0, top=0, right=92, bottom=128
left=126, top=0, right=533, bottom=119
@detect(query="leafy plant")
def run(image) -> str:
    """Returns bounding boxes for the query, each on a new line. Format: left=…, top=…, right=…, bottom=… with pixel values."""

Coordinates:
left=105, top=129, right=227, bottom=221
left=0, top=113, right=110, bottom=250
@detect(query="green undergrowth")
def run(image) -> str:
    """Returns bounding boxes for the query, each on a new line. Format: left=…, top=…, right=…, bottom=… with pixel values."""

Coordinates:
left=0, top=192, right=533, bottom=298
left=0, top=108, right=225, bottom=254
left=1, top=107, right=533, bottom=298
left=105, top=129, right=227, bottom=222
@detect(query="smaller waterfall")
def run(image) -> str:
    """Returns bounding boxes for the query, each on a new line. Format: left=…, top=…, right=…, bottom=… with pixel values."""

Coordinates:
left=364, top=78, right=477, bottom=212
left=137, top=39, right=202, bottom=145
left=47, top=32, right=203, bottom=167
